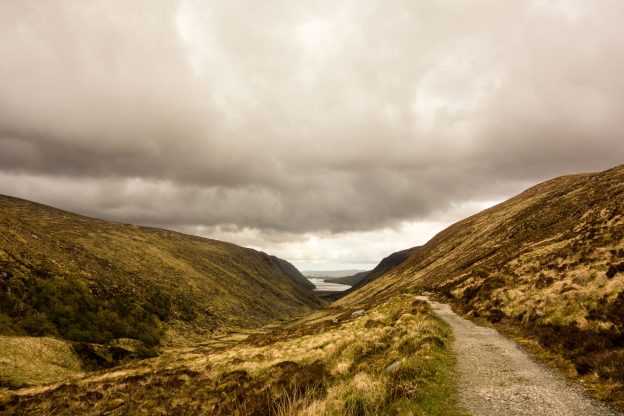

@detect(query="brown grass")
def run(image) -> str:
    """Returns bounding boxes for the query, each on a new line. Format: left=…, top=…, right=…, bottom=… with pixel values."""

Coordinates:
left=0, top=336, right=83, bottom=388
left=1, top=295, right=465, bottom=415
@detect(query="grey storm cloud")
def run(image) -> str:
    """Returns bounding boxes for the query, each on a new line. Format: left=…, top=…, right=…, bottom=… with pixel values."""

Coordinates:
left=1, top=0, right=624, bottom=235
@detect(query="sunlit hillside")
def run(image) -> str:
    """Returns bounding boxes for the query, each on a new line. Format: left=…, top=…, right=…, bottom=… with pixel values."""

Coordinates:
left=339, top=164, right=624, bottom=405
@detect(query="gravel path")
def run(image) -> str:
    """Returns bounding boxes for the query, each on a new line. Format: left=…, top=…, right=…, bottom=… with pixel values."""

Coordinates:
left=416, top=296, right=621, bottom=416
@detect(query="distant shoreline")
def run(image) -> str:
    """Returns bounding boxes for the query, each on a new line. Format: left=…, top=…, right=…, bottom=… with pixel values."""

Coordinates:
left=307, top=277, right=351, bottom=292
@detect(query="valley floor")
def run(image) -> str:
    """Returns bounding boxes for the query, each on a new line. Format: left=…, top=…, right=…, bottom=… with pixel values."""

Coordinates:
left=0, top=294, right=464, bottom=415
left=4, top=292, right=622, bottom=415
left=419, top=297, right=621, bottom=416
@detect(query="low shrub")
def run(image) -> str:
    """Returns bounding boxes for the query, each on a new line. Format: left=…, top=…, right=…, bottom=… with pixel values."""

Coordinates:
left=0, top=274, right=170, bottom=346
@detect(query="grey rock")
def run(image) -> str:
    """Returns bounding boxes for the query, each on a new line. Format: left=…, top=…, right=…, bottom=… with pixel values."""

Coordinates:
left=386, top=360, right=401, bottom=373
left=351, top=309, right=365, bottom=318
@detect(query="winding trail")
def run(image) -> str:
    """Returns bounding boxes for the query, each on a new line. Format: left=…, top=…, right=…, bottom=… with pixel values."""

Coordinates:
left=416, top=296, right=621, bottom=416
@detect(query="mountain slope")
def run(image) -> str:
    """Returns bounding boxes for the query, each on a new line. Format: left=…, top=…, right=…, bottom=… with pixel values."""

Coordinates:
left=339, top=164, right=624, bottom=403
left=269, top=256, right=315, bottom=290
left=324, top=247, right=420, bottom=288
left=324, top=271, right=370, bottom=286
left=347, top=246, right=420, bottom=292
left=0, top=195, right=321, bottom=351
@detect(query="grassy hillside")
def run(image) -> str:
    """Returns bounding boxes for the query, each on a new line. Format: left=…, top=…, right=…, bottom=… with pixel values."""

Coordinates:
left=339, top=164, right=624, bottom=405
left=0, top=336, right=83, bottom=388
left=1, top=294, right=464, bottom=415
left=0, top=195, right=320, bottom=353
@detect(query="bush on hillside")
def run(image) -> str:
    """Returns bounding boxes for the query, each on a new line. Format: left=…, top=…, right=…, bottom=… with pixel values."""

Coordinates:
left=0, top=271, right=173, bottom=346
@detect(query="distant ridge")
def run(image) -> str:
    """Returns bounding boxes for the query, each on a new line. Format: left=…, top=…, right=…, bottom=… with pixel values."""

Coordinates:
left=324, top=270, right=370, bottom=286
left=328, top=246, right=420, bottom=291
left=303, top=269, right=368, bottom=278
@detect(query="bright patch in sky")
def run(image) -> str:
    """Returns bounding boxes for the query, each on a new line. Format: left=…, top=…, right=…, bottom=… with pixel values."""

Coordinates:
left=295, top=19, right=332, bottom=50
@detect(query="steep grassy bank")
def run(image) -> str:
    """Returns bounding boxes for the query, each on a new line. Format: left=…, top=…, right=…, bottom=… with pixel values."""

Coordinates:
left=1, top=294, right=463, bottom=415
left=0, top=336, right=83, bottom=389
left=338, top=164, right=624, bottom=406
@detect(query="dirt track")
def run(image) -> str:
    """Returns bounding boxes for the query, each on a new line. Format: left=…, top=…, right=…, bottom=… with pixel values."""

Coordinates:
left=417, top=296, right=621, bottom=416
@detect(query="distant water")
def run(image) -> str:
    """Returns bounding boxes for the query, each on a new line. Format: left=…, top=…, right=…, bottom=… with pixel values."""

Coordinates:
left=308, top=278, right=351, bottom=292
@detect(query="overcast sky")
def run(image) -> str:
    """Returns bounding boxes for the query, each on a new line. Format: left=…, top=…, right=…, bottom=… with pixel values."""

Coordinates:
left=1, top=1, right=623, bottom=270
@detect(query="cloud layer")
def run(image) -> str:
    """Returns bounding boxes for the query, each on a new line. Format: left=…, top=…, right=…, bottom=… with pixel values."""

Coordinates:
left=1, top=1, right=623, bottom=266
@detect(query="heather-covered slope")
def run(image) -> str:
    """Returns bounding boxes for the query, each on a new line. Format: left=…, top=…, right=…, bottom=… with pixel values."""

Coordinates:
left=339, top=164, right=624, bottom=404
left=269, top=256, right=315, bottom=290
left=0, top=195, right=320, bottom=351
left=1, top=294, right=461, bottom=415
